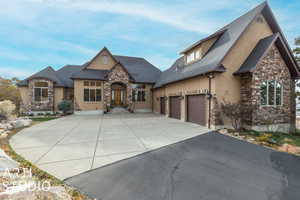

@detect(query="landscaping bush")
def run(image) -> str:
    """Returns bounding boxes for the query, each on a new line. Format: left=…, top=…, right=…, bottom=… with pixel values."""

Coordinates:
left=58, top=100, right=72, bottom=115
left=0, top=100, right=16, bottom=120
left=220, top=101, right=257, bottom=132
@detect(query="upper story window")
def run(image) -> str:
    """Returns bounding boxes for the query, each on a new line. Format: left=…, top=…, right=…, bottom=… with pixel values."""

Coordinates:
left=187, top=52, right=195, bottom=63
left=101, top=55, right=109, bottom=64
left=186, top=48, right=202, bottom=64
left=260, top=80, right=282, bottom=106
left=195, top=49, right=202, bottom=60
left=34, top=81, right=49, bottom=102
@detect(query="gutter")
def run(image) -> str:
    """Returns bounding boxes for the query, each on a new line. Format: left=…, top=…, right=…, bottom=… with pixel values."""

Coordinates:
left=207, top=73, right=215, bottom=129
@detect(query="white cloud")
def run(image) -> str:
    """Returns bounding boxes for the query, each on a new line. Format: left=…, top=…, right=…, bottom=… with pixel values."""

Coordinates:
left=0, top=67, right=34, bottom=79
left=0, top=0, right=244, bottom=34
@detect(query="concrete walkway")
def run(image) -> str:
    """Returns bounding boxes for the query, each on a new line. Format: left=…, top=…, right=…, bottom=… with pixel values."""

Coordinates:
left=10, top=113, right=210, bottom=180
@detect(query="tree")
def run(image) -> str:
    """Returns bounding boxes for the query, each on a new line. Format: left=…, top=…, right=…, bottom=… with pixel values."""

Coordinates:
left=293, top=37, right=300, bottom=98
left=220, top=101, right=257, bottom=132
left=293, top=37, right=300, bottom=64
left=0, top=77, right=21, bottom=114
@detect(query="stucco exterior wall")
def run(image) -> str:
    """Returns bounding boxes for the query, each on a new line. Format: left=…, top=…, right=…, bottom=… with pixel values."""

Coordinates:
left=74, top=80, right=104, bottom=111
left=54, top=88, right=64, bottom=111
left=132, top=84, right=153, bottom=112
left=153, top=88, right=166, bottom=114
left=217, top=14, right=273, bottom=104
left=87, top=49, right=117, bottom=70
left=153, top=75, right=216, bottom=126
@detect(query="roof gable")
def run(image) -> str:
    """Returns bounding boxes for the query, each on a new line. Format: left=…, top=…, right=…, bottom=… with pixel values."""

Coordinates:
left=17, top=66, right=65, bottom=87
left=85, top=47, right=118, bottom=70
left=154, top=2, right=266, bottom=88
left=234, top=33, right=300, bottom=78
left=107, top=62, right=135, bottom=81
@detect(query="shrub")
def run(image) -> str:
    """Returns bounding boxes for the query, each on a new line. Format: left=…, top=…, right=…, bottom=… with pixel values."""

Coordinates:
left=58, top=100, right=72, bottom=115
left=0, top=100, right=16, bottom=119
left=220, top=101, right=257, bottom=132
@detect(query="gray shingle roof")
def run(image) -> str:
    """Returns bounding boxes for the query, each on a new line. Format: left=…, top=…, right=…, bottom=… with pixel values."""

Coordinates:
left=154, top=2, right=267, bottom=88
left=18, top=55, right=161, bottom=87
left=71, top=69, right=109, bottom=80
left=234, top=34, right=278, bottom=75
left=17, top=66, right=65, bottom=87
left=114, top=55, right=162, bottom=83
left=234, top=33, right=300, bottom=78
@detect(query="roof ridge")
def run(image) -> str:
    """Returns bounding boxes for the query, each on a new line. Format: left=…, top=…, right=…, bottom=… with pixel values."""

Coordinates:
left=113, top=54, right=144, bottom=59
left=181, top=1, right=267, bottom=54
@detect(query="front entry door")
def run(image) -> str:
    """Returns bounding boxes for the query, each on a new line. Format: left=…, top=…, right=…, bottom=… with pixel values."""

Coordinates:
left=115, top=89, right=122, bottom=106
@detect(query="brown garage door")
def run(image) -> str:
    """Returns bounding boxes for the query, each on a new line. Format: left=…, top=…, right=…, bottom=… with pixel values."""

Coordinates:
left=160, top=97, right=165, bottom=115
left=187, top=95, right=206, bottom=126
left=169, top=96, right=181, bottom=120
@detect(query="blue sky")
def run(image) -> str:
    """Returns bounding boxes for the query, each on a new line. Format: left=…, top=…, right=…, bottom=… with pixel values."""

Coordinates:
left=0, top=0, right=299, bottom=79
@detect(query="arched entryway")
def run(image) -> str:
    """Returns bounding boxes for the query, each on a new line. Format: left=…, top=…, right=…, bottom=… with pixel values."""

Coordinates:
left=111, top=82, right=127, bottom=107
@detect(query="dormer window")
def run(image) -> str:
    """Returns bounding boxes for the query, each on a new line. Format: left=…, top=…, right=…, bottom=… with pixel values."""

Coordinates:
left=101, top=55, right=108, bottom=64
left=187, top=52, right=195, bottom=63
left=195, top=49, right=202, bottom=60
left=186, top=48, right=202, bottom=64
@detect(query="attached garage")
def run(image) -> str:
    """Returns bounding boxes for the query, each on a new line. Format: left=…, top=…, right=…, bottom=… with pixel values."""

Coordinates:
left=187, top=95, right=206, bottom=126
left=160, top=97, right=166, bottom=115
left=169, top=96, right=181, bottom=120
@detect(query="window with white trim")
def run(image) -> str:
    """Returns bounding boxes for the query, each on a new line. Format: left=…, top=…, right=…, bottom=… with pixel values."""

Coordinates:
left=195, top=49, right=202, bottom=60
left=34, top=81, right=49, bottom=102
left=260, top=80, right=282, bottom=106
left=187, top=52, right=195, bottom=63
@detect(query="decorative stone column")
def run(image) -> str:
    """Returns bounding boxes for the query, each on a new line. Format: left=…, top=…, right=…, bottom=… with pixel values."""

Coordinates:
left=104, top=64, right=132, bottom=109
left=28, top=78, right=54, bottom=111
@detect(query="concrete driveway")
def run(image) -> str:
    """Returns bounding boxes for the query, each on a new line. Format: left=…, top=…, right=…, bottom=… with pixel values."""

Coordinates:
left=66, top=132, right=300, bottom=200
left=10, top=113, right=210, bottom=179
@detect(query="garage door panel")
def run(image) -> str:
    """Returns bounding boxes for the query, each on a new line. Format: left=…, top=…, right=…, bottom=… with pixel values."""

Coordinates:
left=170, top=96, right=181, bottom=120
left=187, top=95, right=206, bottom=126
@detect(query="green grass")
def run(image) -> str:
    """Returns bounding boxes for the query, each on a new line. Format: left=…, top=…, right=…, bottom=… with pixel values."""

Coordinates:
left=30, top=117, right=58, bottom=122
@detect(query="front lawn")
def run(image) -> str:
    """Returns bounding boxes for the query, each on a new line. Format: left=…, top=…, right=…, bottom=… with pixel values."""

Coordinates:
left=30, top=117, right=58, bottom=122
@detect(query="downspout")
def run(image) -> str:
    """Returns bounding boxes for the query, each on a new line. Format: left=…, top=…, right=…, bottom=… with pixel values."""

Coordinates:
left=207, top=74, right=215, bottom=129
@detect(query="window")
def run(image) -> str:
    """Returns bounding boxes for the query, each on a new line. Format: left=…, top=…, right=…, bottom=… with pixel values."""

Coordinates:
left=132, top=90, right=146, bottom=102
left=84, top=89, right=101, bottom=102
left=101, top=55, right=109, bottom=64
left=186, top=48, right=203, bottom=64
left=132, top=84, right=145, bottom=89
left=34, top=81, right=48, bottom=102
left=83, top=81, right=102, bottom=102
left=260, top=80, right=282, bottom=106
left=195, top=49, right=202, bottom=60
left=84, top=81, right=90, bottom=86
left=187, top=51, right=195, bottom=63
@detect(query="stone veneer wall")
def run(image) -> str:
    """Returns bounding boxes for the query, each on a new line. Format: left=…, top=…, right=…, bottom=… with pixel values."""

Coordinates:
left=240, top=44, right=295, bottom=131
left=104, top=65, right=132, bottom=108
left=28, top=78, right=54, bottom=111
